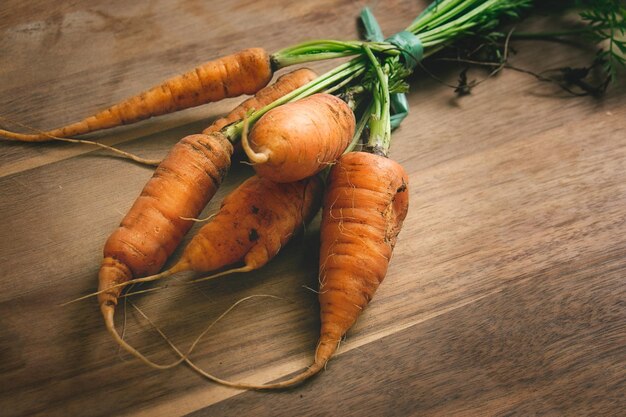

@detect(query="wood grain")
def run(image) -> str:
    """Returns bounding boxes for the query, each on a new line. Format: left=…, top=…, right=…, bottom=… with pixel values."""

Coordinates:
left=195, top=255, right=626, bottom=416
left=1, top=1, right=625, bottom=416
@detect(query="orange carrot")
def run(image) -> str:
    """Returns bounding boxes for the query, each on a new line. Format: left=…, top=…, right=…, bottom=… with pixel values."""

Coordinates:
left=97, top=132, right=234, bottom=310
left=100, top=174, right=323, bottom=367
left=0, top=48, right=272, bottom=142
left=168, top=175, right=322, bottom=277
left=301, top=152, right=408, bottom=384
left=199, top=151, right=408, bottom=389
left=241, top=93, right=355, bottom=183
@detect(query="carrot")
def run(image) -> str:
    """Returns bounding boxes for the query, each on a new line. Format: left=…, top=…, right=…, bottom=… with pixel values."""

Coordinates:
left=97, top=132, right=234, bottom=309
left=94, top=132, right=232, bottom=369
left=91, top=68, right=318, bottom=367
left=196, top=151, right=408, bottom=389
left=300, top=152, right=408, bottom=384
left=0, top=48, right=272, bottom=142
left=100, top=174, right=323, bottom=367
left=167, top=175, right=322, bottom=276
left=241, top=93, right=355, bottom=183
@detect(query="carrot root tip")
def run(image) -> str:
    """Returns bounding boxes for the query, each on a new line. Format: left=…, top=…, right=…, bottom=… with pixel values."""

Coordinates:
left=102, top=303, right=182, bottom=370
left=240, top=114, right=269, bottom=164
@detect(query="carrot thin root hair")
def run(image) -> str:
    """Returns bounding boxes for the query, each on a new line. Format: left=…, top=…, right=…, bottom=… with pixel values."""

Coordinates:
left=179, top=213, right=217, bottom=222
left=62, top=263, right=256, bottom=306
left=184, top=265, right=255, bottom=285
left=0, top=116, right=160, bottom=166
left=120, top=265, right=256, bottom=298
left=119, top=286, right=167, bottom=299
left=60, top=267, right=181, bottom=306
left=115, top=265, right=254, bottom=299
left=101, top=303, right=184, bottom=370
left=130, top=295, right=327, bottom=390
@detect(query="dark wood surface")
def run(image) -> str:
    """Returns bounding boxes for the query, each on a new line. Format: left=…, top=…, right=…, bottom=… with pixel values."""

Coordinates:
left=1, top=1, right=625, bottom=416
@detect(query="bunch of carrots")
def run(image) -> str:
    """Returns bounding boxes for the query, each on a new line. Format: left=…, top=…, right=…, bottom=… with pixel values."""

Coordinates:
left=3, top=0, right=618, bottom=388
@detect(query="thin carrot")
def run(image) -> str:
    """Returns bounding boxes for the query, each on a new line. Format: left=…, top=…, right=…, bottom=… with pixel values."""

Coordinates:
left=0, top=48, right=272, bottom=142
left=100, top=174, right=323, bottom=367
left=191, top=151, right=408, bottom=389
left=0, top=117, right=160, bottom=166
left=241, top=93, right=355, bottom=183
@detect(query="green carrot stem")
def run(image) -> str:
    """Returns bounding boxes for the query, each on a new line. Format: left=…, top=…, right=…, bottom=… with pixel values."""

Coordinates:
left=363, top=45, right=391, bottom=156
left=345, top=99, right=374, bottom=154
left=272, top=40, right=397, bottom=69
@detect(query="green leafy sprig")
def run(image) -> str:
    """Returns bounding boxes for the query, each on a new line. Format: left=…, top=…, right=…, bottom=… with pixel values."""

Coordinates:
left=579, top=0, right=626, bottom=81
left=511, top=0, right=625, bottom=83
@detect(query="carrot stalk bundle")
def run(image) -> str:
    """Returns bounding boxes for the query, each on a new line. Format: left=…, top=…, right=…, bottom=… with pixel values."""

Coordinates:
left=101, top=174, right=323, bottom=367
left=92, top=0, right=533, bottom=385
left=0, top=48, right=272, bottom=142
left=242, top=93, right=355, bottom=183
left=42, top=0, right=540, bottom=386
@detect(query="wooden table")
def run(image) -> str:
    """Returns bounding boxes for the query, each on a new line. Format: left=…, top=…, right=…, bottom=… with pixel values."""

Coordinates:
left=1, top=1, right=625, bottom=416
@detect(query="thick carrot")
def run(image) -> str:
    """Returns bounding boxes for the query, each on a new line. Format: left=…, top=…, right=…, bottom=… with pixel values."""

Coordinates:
left=101, top=175, right=323, bottom=367
left=304, top=152, right=408, bottom=383
left=241, top=93, right=355, bottom=183
left=0, top=48, right=272, bottom=142
left=206, top=151, right=408, bottom=389
left=96, top=135, right=232, bottom=373
left=94, top=69, right=318, bottom=367
left=97, top=132, right=234, bottom=310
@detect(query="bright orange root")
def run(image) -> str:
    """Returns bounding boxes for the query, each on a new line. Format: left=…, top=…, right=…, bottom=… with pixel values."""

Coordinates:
left=1, top=48, right=272, bottom=142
